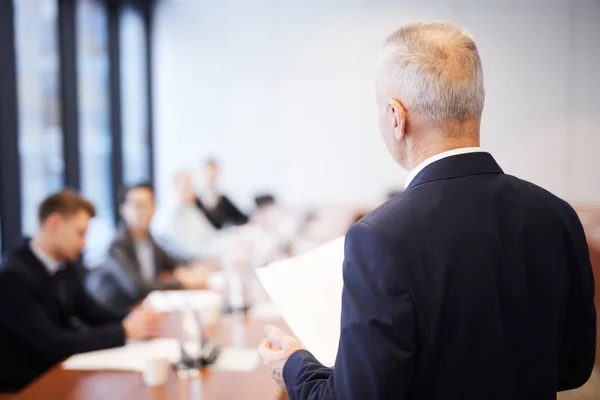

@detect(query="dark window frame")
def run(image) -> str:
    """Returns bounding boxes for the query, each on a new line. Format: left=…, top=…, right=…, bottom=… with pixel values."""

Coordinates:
left=0, top=0, right=156, bottom=254
left=59, top=0, right=81, bottom=191
left=0, top=0, right=22, bottom=255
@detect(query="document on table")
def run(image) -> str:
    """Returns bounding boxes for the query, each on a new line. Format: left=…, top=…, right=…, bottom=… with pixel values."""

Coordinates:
left=209, top=348, right=260, bottom=372
left=144, top=290, right=221, bottom=312
left=64, top=340, right=261, bottom=373
left=256, top=236, right=345, bottom=367
left=63, top=339, right=181, bottom=371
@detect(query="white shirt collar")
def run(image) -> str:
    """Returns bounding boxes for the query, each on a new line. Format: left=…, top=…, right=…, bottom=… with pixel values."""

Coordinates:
left=405, top=147, right=485, bottom=189
left=30, top=240, right=63, bottom=276
left=134, top=239, right=156, bottom=282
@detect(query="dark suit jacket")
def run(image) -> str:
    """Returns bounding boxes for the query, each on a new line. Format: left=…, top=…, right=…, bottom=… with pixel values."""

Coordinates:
left=0, top=241, right=126, bottom=393
left=283, top=152, right=596, bottom=400
left=195, top=194, right=248, bottom=229
left=86, top=225, right=186, bottom=314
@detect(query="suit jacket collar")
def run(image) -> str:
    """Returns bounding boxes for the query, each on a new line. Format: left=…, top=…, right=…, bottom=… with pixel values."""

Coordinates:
left=13, top=239, right=54, bottom=280
left=9, top=240, right=67, bottom=302
left=406, top=152, right=504, bottom=190
left=116, top=222, right=155, bottom=244
left=114, top=224, right=142, bottom=269
left=10, top=240, right=79, bottom=325
left=114, top=223, right=163, bottom=275
left=29, top=240, right=64, bottom=276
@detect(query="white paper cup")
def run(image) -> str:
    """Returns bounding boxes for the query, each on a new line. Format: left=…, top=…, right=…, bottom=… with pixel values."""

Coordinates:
left=143, top=357, right=170, bottom=387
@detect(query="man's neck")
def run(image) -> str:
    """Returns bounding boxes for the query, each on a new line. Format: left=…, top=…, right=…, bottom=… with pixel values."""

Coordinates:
left=129, top=227, right=150, bottom=241
left=406, top=116, right=481, bottom=170
left=32, top=234, right=63, bottom=263
left=409, top=140, right=480, bottom=170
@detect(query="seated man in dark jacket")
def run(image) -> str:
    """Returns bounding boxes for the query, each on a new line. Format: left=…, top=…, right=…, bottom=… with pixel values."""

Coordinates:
left=0, top=190, right=163, bottom=393
left=87, top=183, right=207, bottom=314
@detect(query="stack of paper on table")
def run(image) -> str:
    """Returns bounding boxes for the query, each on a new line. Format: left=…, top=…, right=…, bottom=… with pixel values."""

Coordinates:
left=63, top=339, right=181, bottom=371
left=144, top=290, right=221, bottom=312
left=143, top=290, right=222, bottom=326
left=247, top=301, right=281, bottom=320
left=209, top=348, right=261, bottom=372
left=256, top=236, right=345, bottom=367
left=63, top=340, right=261, bottom=373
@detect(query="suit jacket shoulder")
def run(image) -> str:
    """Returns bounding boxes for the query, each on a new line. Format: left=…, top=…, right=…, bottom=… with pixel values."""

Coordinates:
left=0, top=244, right=52, bottom=297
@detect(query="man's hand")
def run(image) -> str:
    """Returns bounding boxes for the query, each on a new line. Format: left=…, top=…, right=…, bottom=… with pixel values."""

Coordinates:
left=123, top=308, right=164, bottom=340
left=258, top=325, right=305, bottom=388
left=174, top=267, right=208, bottom=290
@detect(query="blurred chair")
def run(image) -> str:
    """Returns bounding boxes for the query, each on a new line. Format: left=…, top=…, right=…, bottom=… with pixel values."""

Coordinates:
left=575, top=206, right=600, bottom=369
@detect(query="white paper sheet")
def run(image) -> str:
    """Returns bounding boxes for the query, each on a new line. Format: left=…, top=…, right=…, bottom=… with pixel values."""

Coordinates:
left=209, top=348, right=261, bottom=372
left=144, top=290, right=221, bottom=312
left=63, top=339, right=181, bottom=371
left=256, top=236, right=345, bottom=367
left=207, top=272, right=227, bottom=291
left=143, top=290, right=222, bottom=326
left=64, top=341, right=261, bottom=373
left=247, top=301, right=281, bottom=320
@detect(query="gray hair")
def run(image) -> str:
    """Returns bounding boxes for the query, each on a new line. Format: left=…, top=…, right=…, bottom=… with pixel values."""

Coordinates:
left=377, top=21, right=485, bottom=121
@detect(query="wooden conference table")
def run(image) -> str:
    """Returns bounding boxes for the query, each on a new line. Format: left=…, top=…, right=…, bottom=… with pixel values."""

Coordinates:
left=9, top=309, right=289, bottom=400
left=574, top=206, right=600, bottom=369
left=4, top=207, right=600, bottom=399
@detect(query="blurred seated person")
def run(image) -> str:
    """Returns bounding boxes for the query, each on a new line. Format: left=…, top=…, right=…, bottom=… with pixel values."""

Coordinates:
left=195, top=159, right=248, bottom=229
left=86, top=183, right=207, bottom=315
left=0, top=190, right=163, bottom=393
left=163, top=171, right=226, bottom=259
left=255, top=194, right=276, bottom=209
left=250, top=194, right=277, bottom=226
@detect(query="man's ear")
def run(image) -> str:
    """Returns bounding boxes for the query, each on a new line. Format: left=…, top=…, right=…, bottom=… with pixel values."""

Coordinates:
left=44, top=213, right=62, bottom=231
left=388, top=98, right=407, bottom=141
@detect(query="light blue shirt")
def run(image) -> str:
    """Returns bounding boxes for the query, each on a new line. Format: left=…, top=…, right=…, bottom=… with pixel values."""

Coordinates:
left=135, top=239, right=156, bottom=282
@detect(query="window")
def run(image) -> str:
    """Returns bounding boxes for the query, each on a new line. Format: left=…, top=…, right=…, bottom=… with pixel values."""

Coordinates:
left=120, top=6, right=150, bottom=185
left=14, top=0, right=64, bottom=236
left=0, top=0, right=154, bottom=253
left=77, top=0, right=114, bottom=265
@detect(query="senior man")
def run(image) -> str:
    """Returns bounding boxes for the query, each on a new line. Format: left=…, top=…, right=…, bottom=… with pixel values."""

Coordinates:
left=258, top=21, right=596, bottom=400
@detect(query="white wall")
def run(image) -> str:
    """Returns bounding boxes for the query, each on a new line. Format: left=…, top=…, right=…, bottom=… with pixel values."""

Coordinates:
left=152, top=0, right=600, bottom=212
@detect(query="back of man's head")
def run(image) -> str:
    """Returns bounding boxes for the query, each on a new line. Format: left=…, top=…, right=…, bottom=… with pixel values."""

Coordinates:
left=37, top=190, right=96, bottom=262
left=377, top=21, right=485, bottom=122
left=39, top=189, right=96, bottom=226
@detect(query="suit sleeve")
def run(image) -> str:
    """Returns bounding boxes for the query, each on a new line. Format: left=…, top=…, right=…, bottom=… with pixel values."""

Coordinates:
left=155, top=241, right=190, bottom=272
left=221, top=195, right=249, bottom=225
left=107, top=247, right=182, bottom=302
left=557, top=208, right=597, bottom=391
left=0, top=272, right=125, bottom=365
left=195, top=197, right=222, bottom=229
left=283, top=222, right=417, bottom=399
